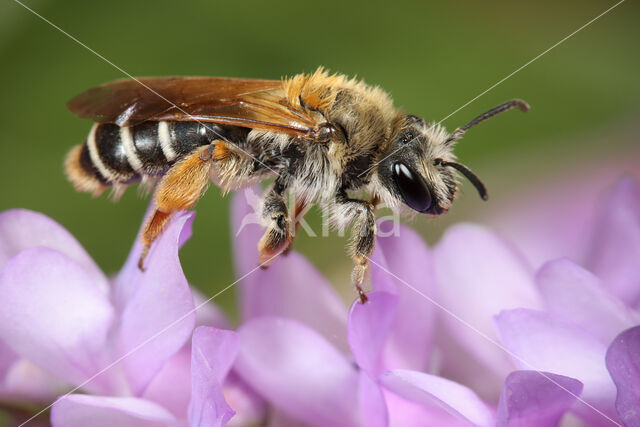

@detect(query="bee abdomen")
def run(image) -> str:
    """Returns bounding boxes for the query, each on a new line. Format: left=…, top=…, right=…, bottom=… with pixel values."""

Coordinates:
left=66, top=121, right=220, bottom=195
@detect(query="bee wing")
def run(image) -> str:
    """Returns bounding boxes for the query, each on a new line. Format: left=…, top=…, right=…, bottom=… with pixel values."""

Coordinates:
left=67, top=77, right=320, bottom=137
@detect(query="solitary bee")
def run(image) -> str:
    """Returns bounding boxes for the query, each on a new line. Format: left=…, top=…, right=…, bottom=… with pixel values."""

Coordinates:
left=66, top=68, right=528, bottom=302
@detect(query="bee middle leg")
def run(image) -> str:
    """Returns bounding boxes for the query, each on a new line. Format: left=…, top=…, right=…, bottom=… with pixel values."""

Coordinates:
left=138, top=141, right=230, bottom=270
left=336, top=192, right=377, bottom=304
left=257, top=181, right=293, bottom=267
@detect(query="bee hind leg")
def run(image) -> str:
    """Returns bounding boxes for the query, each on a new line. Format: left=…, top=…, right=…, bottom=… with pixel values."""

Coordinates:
left=139, top=210, right=172, bottom=270
left=257, top=181, right=293, bottom=268
left=138, top=143, right=223, bottom=270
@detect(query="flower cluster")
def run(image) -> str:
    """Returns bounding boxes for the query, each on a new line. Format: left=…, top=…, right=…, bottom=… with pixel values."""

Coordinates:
left=0, top=177, right=638, bottom=426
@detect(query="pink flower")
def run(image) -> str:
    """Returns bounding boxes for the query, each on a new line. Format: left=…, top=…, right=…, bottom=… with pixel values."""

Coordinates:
left=606, top=325, right=640, bottom=426
left=430, top=177, right=640, bottom=425
left=0, top=209, right=262, bottom=426
left=227, top=189, right=587, bottom=426
left=1, top=175, right=638, bottom=426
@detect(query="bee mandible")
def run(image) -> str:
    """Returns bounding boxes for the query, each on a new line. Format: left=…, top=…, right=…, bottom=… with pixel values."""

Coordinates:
left=65, top=68, right=529, bottom=303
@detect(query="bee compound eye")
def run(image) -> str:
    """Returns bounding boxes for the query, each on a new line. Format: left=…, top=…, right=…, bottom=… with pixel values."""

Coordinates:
left=392, top=162, right=432, bottom=213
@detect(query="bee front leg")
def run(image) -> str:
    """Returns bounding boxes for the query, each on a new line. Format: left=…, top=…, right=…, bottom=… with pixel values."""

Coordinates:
left=336, top=192, right=376, bottom=304
left=257, top=181, right=292, bottom=267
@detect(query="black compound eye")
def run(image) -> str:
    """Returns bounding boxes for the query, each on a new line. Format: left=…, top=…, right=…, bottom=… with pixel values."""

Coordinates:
left=392, top=162, right=432, bottom=213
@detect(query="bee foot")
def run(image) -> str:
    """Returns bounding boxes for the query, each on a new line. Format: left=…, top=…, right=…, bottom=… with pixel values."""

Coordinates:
left=351, top=262, right=370, bottom=303
left=357, top=286, right=369, bottom=304
left=258, top=216, right=292, bottom=267
left=137, top=246, right=149, bottom=272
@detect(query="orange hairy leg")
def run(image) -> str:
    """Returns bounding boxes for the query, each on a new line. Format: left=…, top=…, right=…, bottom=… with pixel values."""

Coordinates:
left=138, top=141, right=229, bottom=270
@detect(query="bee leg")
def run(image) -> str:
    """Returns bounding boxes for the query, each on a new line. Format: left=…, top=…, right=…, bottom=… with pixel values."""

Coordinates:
left=257, top=182, right=292, bottom=267
left=282, top=199, right=308, bottom=256
left=336, top=193, right=376, bottom=304
left=138, top=143, right=223, bottom=270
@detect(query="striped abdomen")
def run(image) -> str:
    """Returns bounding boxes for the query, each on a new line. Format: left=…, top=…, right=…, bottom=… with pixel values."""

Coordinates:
left=66, top=121, right=223, bottom=196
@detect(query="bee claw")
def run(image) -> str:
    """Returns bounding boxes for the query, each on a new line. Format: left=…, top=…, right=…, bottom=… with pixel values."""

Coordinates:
left=257, top=238, right=288, bottom=267
left=138, top=246, right=149, bottom=272
left=357, top=286, right=368, bottom=304
left=351, top=262, right=370, bottom=303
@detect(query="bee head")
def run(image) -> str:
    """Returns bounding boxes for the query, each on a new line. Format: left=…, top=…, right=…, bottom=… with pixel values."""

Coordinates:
left=378, top=114, right=458, bottom=215
left=377, top=99, right=529, bottom=215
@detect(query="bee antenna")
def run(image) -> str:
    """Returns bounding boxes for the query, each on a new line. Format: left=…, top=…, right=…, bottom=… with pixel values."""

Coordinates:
left=435, top=159, right=488, bottom=201
left=445, top=99, right=529, bottom=145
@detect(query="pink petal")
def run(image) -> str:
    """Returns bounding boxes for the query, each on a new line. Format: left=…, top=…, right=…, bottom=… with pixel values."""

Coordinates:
left=375, top=224, right=436, bottom=372
left=113, top=207, right=195, bottom=310
left=585, top=177, right=640, bottom=306
left=230, top=189, right=349, bottom=352
left=142, top=291, right=227, bottom=417
left=481, top=169, right=640, bottom=269
left=379, top=369, right=494, bottom=426
left=495, top=309, right=619, bottom=424
left=2, top=359, right=69, bottom=402
left=235, top=317, right=359, bottom=427
left=433, top=225, right=542, bottom=391
left=229, top=186, right=264, bottom=277
left=348, top=291, right=398, bottom=377
left=383, top=389, right=470, bottom=427
left=222, top=373, right=267, bottom=427
left=142, top=345, right=191, bottom=420
left=496, top=370, right=583, bottom=427
left=605, top=325, right=640, bottom=426
left=0, top=247, right=114, bottom=393
left=358, top=372, right=388, bottom=427
left=481, top=181, right=590, bottom=269
left=268, top=408, right=312, bottom=426
left=369, top=244, right=397, bottom=294
left=115, top=212, right=196, bottom=396
left=193, top=289, right=229, bottom=329
left=536, top=258, right=635, bottom=344
left=51, top=395, right=179, bottom=427
left=189, top=326, right=238, bottom=426
left=0, top=339, right=16, bottom=382
left=0, top=209, right=108, bottom=293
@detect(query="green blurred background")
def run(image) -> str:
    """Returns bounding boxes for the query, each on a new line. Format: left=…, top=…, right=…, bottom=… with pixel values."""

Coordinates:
left=1, top=0, right=639, bottom=316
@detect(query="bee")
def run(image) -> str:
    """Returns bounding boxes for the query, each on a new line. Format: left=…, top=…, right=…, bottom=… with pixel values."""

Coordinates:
left=65, top=68, right=529, bottom=302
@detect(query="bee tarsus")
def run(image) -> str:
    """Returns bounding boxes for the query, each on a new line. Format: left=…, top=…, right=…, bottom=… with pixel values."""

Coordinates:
left=257, top=185, right=293, bottom=267
left=357, top=286, right=369, bottom=304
